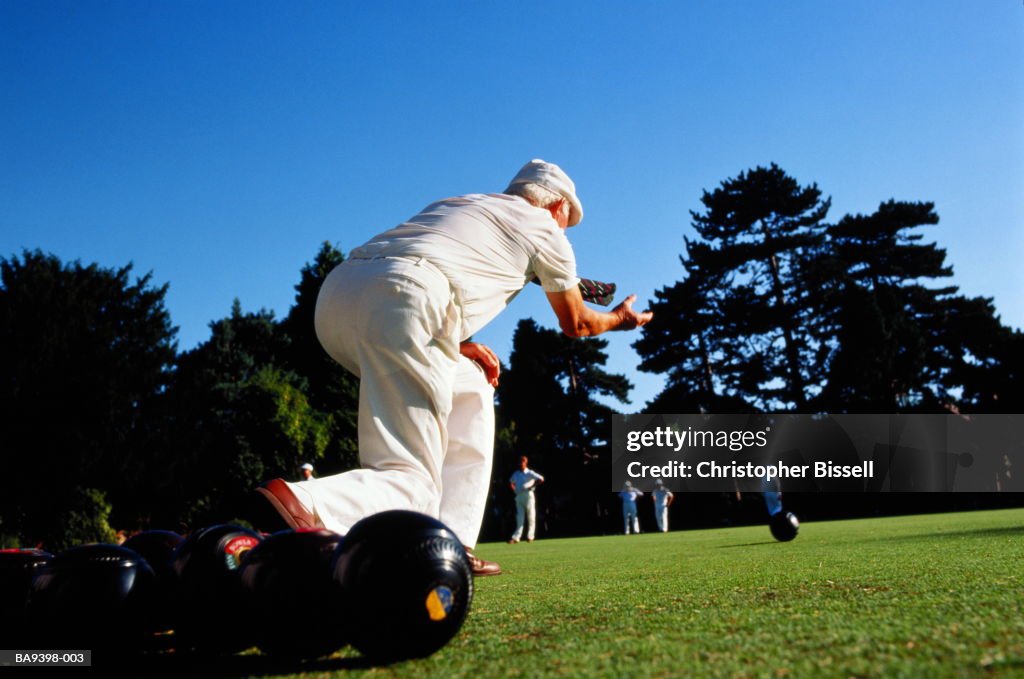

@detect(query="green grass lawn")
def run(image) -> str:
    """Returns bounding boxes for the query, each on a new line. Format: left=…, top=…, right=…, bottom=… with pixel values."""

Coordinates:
left=157, top=508, right=1024, bottom=678
left=457, top=508, right=1024, bottom=679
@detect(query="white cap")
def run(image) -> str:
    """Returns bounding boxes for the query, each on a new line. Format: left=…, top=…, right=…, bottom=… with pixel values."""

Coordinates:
left=300, top=463, right=314, bottom=471
left=506, top=158, right=584, bottom=227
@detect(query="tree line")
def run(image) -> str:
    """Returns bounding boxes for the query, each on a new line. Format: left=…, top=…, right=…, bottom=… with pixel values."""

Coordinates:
left=636, top=164, right=1022, bottom=415
left=488, top=165, right=1022, bottom=538
left=0, top=245, right=359, bottom=548
left=2, top=164, right=1020, bottom=547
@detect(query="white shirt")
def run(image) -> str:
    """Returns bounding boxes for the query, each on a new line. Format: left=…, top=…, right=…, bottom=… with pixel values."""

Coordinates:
left=351, top=193, right=579, bottom=340
left=510, top=468, right=545, bottom=494
left=620, top=489, right=643, bottom=505
left=653, top=489, right=674, bottom=506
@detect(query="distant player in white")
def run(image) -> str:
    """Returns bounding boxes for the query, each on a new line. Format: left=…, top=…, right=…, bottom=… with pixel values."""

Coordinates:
left=509, top=456, right=544, bottom=543
left=619, top=481, right=644, bottom=534
left=652, top=480, right=674, bottom=532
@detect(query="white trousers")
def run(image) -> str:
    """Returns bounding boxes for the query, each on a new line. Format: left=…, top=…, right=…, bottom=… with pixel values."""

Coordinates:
left=298, top=257, right=495, bottom=548
left=623, top=502, right=639, bottom=534
left=510, top=491, right=536, bottom=541
left=654, top=503, right=669, bottom=532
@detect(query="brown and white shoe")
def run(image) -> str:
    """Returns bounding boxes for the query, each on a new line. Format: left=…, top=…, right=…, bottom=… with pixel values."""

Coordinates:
left=465, top=548, right=502, bottom=577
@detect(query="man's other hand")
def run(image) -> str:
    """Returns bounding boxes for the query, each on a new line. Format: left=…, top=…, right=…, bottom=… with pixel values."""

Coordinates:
left=460, top=341, right=501, bottom=386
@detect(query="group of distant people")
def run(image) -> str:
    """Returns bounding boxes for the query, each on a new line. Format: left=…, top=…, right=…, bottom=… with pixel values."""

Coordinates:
left=304, top=457, right=781, bottom=542
left=502, top=457, right=680, bottom=542
left=621, top=480, right=788, bottom=535
left=618, top=481, right=674, bottom=535
left=508, top=464, right=784, bottom=539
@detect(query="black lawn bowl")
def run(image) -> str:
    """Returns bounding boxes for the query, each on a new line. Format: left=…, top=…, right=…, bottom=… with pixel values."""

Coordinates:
left=770, top=511, right=800, bottom=542
left=170, top=524, right=262, bottom=653
left=28, top=544, right=159, bottom=650
left=123, top=530, right=184, bottom=582
left=239, top=528, right=345, bottom=659
left=332, top=510, right=473, bottom=662
left=0, top=548, right=52, bottom=647
left=123, top=529, right=186, bottom=646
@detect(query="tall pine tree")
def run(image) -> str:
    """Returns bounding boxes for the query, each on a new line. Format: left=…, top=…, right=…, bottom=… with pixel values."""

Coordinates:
left=638, top=164, right=830, bottom=411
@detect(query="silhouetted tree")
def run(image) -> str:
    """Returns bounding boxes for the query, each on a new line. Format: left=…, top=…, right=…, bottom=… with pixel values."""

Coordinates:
left=959, top=327, right=1024, bottom=413
left=817, top=200, right=1014, bottom=412
left=635, top=259, right=756, bottom=414
left=638, top=165, right=830, bottom=411
left=0, top=250, right=176, bottom=546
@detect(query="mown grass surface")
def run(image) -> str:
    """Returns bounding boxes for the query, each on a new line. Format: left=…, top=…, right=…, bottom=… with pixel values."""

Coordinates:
left=149, top=508, right=1024, bottom=678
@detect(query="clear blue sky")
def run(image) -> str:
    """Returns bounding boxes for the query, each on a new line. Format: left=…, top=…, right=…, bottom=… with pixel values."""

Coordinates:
left=3, top=1, right=1022, bottom=409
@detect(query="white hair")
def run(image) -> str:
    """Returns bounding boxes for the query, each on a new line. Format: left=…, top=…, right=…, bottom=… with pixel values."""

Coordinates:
left=506, top=182, right=570, bottom=220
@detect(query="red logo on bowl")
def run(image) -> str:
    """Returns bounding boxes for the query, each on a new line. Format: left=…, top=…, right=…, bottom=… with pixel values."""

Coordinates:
left=222, top=535, right=260, bottom=570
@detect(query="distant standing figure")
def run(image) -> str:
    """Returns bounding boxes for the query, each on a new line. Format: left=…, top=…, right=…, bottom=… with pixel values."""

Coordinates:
left=509, top=456, right=544, bottom=543
left=652, top=480, right=674, bottom=532
left=619, top=481, right=644, bottom=534
left=300, top=463, right=315, bottom=482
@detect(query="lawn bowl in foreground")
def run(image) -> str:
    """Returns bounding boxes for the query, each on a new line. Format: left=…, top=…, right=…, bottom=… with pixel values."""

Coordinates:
left=0, top=549, right=52, bottom=647
left=28, top=544, right=159, bottom=650
left=332, top=510, right=473, bottom=661
left=239, top=528, right=345, bottom=658
left=171, top=524, right=262, bottom=653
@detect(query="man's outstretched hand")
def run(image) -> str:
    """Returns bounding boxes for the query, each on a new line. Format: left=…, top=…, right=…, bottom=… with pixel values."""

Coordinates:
left=612, top=294, right=653, bottom=330
left=460, top=341, right=501, bottom=387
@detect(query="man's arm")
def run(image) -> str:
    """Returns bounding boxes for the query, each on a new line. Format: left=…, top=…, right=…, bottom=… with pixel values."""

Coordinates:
left=531, top=276, right=616, bottom=306
left=546, top=286, right=652, bottom=338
